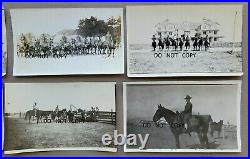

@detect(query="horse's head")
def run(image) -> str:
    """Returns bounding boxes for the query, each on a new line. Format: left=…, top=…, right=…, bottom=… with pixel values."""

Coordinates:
left=153, top=104, right=165, bottom=122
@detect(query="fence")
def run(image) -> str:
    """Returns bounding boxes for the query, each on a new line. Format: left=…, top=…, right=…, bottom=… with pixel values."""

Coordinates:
left=97, top=111, right=116, bottom=125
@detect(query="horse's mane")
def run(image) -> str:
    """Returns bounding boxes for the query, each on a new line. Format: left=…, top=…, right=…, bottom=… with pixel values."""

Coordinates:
left=161, top=107, right=177, bottom=116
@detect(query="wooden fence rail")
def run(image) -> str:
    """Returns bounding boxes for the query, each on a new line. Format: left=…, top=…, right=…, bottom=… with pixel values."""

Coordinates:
left=97, top=111, right=116, bottom=125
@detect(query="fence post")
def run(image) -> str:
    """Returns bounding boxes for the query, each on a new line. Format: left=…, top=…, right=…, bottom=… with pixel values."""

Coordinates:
left=111, top=112, right=114, bottom=125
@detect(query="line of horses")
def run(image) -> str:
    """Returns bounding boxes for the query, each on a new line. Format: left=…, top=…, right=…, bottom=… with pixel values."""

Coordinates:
left=152, top=37, right=210, bottom=52
left=25, top=108, right=98, bottom=124
left=17, top=34, right=118, bottom=59
left=153, top=104, right=223, bottom=149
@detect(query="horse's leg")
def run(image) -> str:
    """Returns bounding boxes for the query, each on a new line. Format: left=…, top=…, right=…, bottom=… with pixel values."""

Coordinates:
left=197, top=132, right=203, bottom=146
left=37, top=116, right=39, bottom=124
left=174, top=134, right=180, bottom=149
left=197, top=131, right=206, bottom=148
left=29, top=116, right=31, bottom=123
left=109, top=48, right=112, bottom=57
left=203, top=133, right=209, bottom=148
left=210, top=130, right=214, bottom=137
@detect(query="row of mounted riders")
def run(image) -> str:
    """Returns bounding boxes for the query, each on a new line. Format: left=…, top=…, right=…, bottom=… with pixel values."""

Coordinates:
left=152, top=37, right=210, bottom=51
left=17, top=40, right=117, bottom=59
left=24, top=109, right=98, bottom=124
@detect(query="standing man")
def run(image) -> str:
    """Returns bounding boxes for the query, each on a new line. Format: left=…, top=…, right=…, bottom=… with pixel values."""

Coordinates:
left=183, top=95, right=193, bottom=130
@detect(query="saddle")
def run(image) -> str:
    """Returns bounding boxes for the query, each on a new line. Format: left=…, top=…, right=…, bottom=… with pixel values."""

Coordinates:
left=176, top=111, right=198, bottom=128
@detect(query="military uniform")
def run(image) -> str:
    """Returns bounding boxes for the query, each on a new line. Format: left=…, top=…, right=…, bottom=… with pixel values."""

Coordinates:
left=183, top=95, right=193, bottom=130
left=183, top=102, right=192, bottom=123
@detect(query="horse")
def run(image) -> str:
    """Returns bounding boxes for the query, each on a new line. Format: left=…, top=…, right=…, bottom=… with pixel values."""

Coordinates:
left=198, top=38, right=203, bottom=51
left=193, top=39, right=198, bottom=51
left=102, top=38, right=116, bottom=57
left=152, top=41, right=157, bottom=51
left=179, top=39, right=184, bottom=51
left=204, top=39, right=210, bottom=51
left=184, top=40, right=190, bottom=50
left=164, top=38, right=171, bottom=51
left=171, top=39, right=177, bottom=51
left=25, top=109, right=50, bottom=124
left=25, top=110, right=37, bottom=124
left=17, top=34, right=30, bottom=57
left=158, top=39, right=164, bottom=51
left=210, top=120, right=223, bottom=138
left=153, top=104, right=212, bottom=149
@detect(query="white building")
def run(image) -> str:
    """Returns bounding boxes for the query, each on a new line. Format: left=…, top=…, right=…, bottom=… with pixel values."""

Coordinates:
left=155, top=18, right=223, bottom=42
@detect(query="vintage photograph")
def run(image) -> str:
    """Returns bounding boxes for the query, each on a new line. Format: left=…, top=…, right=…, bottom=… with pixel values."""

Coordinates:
left=2, top=7, right=7, bottom=76
left=4, top=82, right=117, bottom=154
left=127, top=5, right=243, bottom=77
left=11, top=8, right=124, bottom=76
left=124, top=81, right=241, bottom=152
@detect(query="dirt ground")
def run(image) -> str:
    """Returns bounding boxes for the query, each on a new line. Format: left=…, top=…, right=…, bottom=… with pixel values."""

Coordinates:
left=128, top=44, right=242, bottom=74
left=127, top=119, right=238, bottom=150
left=4, top=117, right=115, bottom=151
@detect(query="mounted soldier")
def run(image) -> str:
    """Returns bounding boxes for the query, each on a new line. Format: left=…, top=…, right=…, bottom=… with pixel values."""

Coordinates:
left=76, top=35, right=83, bottom=53
left=105, top=31, right=113, bottom=44
left=182, top=95, right=193, bottom=130
left=152, top=34, right=157, bottom=51
left=179, top=38, right=184, bottom=51
left=17, top=33, right=29, bottom=57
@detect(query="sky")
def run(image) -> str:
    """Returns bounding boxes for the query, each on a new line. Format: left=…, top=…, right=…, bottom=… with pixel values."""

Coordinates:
left=11, top=8, right=123, bottom=36
left=5, top=83, right=116, bottom=113
left=127, top=5, right=243, bottom=44
left=126, top=84, right=240, bottom=125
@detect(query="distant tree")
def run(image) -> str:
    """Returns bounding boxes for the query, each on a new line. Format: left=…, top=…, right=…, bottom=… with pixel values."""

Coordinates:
left=107, top=16, right=121, bottom=45
left=77, top=16, right=109, bottom=37
left=96, top=20, right=109, bottom=37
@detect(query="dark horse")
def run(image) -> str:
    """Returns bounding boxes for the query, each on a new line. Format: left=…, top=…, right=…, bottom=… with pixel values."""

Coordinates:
left=204, top=39, right=210, bottom=51
left=25, top=109, right=51, bottom=124
left=185, top=40, right=190, bottom=50
left=210, top=120, right=223, bottom=138
left=198, top=38, right=203, bottom=51
left=193, top=39, right=198, bottom=51
left=158, top=39, right=164, bottom=51
left=153, top=104, right=212, bottom=149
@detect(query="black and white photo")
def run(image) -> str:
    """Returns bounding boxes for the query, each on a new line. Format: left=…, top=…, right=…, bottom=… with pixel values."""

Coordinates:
left=124, top=81, right=241, bottom=152
left=4, top=82, right=117, bottom=154
left=11, top=8, right=124, bottom=76
left=2, top=7, right=7, bottom=76
left=127, top=5, right=243, bottom=77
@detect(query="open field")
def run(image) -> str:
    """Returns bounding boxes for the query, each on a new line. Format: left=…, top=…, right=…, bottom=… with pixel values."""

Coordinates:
left=128, top=44, right=242, bottom=74
left=4, top=117, right=115, bottom=151
left=127, top=119, right=238, bottom=150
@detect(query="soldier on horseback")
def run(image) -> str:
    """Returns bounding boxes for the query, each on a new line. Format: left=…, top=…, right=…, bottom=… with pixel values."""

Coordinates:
left=152, top=34, right=157, bottom=51
left=183, top=95, right=193, bottom=130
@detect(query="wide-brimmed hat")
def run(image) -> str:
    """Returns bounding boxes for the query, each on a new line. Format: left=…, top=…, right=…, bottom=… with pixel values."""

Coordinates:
left=184, top=95, right=192, bottom=99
